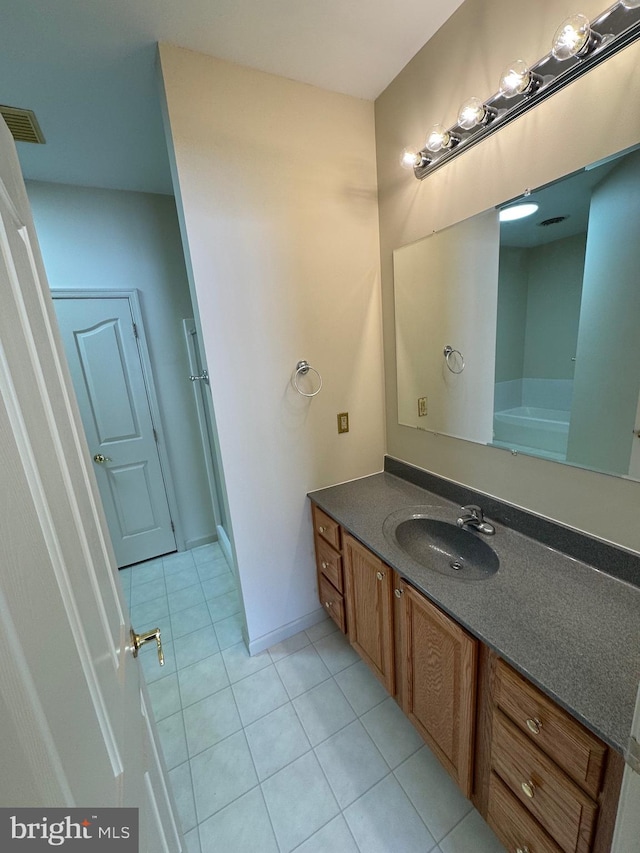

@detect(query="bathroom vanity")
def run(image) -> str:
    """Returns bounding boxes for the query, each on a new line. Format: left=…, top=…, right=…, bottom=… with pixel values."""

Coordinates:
left=309, top=461, right=640, bottom=853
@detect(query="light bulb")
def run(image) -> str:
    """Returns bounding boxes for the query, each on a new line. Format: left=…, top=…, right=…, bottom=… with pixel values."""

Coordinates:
left=400, top=147, right=429, bottom=170
left=551, top=14, right=593, bottom=60
left=457, top=97, right=493, bottom=130
left=499, top=60, right=534, bottom=98
left=499, top=202, right=539, bottom=222
left=426, top=124, right=458, bottom=153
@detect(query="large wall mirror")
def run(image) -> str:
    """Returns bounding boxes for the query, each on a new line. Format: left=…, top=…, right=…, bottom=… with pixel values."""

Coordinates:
left=394, top=143, right=640, bottom=481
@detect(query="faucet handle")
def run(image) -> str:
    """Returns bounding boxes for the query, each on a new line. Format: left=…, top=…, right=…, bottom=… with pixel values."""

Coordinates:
left=461, top=504, right=483, bottom=520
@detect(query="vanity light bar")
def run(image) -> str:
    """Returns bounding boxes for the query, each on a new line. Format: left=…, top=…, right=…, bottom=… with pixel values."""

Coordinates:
left=407, top=2, right=640, bottom=180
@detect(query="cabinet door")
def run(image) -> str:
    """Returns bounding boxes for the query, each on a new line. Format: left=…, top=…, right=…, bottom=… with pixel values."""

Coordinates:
left=397, top=580, right=477, bottom=797
left=344, top=534, right=395, bottom=694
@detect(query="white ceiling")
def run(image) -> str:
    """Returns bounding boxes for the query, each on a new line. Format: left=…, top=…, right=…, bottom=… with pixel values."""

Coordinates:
left=2, top=0, right=465, bottom=195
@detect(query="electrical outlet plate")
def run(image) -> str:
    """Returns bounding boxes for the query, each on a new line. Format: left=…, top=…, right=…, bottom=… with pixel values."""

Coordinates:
left=418, top=397, right=427, bottom=417
left=337, top=412, right=349, bottom=434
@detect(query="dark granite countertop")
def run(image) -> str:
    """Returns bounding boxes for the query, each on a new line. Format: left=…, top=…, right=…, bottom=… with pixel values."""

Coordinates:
left=309, top=471, right=640, bottom=755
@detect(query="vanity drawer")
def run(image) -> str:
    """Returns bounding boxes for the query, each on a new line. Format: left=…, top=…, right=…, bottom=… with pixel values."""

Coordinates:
left=491, top=710, right=598, bottom=853
left=487, top=771, right=563, bottom=853
left=495, top=660, right=606, bottom=798
left=312, top=505, right=341, bottom=552
left=319, top=572, right=346, bottom=634
left=315, top=536, right=343, bottom=593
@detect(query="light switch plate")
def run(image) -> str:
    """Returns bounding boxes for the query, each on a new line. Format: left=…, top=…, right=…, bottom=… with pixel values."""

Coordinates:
left=418, top=397, right=427, bottom=417
left=337, top=412, right=349, bottom=434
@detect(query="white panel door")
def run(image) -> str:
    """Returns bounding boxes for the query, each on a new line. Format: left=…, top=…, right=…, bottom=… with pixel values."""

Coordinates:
left=54, top=295, right=176, bottom=567
left=0, top=116, right=181, bottom=851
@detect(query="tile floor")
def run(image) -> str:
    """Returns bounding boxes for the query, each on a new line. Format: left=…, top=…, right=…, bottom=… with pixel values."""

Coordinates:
left=120, top=544, right=506, bottom=853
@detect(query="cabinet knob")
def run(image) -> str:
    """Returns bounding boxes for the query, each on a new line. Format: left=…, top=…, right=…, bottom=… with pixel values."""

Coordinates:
left=516, top=847, right=530, bottom=853
left=376, top=571, right=385, bottom=581
left=324, top=600, right=332, bottom=609
left=526, top=717, right=542, bottom=735
left=318, top=525, right=326, bottom=533
left=394, top=588, right=404, bottom=598
left=321, top=561, right=329, bottom=570
left=521, top=780, right=535, bottom=799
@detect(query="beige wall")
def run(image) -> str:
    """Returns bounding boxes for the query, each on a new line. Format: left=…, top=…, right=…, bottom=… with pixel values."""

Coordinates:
left=376, top=0, right=640, bottom=553
left=159, top=45, right=385, bottom=650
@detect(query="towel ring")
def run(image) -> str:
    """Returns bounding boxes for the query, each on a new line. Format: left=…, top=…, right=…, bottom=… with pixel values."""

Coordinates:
left=443, top=345, right=465, bottom=374
left=293, top=360, right=323, bottom=397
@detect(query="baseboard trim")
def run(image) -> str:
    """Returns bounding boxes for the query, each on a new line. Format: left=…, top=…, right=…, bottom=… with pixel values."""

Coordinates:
left=247, top=607, right=328, bottom=656
left=185, top=533, right=217, bottom=551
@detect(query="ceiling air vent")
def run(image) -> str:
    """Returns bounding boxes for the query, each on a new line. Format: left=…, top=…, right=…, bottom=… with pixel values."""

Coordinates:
left=0, top=105, right=45, bottom=144
left=538, top=216, right=568, bottom=227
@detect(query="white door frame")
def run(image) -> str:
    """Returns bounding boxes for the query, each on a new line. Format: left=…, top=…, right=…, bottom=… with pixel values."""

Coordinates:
left=52, top=288, right=185, bottom=553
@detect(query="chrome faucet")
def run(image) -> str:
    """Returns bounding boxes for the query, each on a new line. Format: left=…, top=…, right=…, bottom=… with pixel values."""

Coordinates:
left=457, top=505, right=495, bottom=535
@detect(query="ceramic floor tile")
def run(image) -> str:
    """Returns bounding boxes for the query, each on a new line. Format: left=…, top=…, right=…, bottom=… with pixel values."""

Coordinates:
left=268, top=630, right=311, bottom=663
left=183, top=827, right=201, bottom=853
left=201, top=571, right=236, bottom=600
left=394, top=746, right=473, bottom=842
left=305, top=617, right=339, bottom=644
left=129, top=597, right=169, bottom=631
left=178, top=652, right=229, bottom=708
left=275, top=645, right=331, bottom=699
left=156, top=710, right=188, bottom=770
left=190, top=731, right=258, bottom=823
left=170, top=602, right=211, bottom=640
left=214, top=613, right=245, bottom=650
left=117, top=566, right=133, bottom=592
left=130, top=559, right=164, bottom=586
left=165, top=567, right=200, bottom=593
left=174, top=626, right=220, bottom=670
left=147, top=672, right=181, bottom=721
left=333, top=660, right=389, bottom=716
left=344, top=774, right=437, bottom=853
left=130, top=577, right=166, bottom=606
left=361, top=696, right=424, bottom=769
left=261, top=751, right=339, bottom=853
left=221, top=642, right=271, bottom=684
left=191, top=543, right=222, bottom=565
left=245, top=703, right=311, bottom=781
left=183, top=686, right=242, bottom=756
left=167, top=581, right=205, bottom=612
left=196, top=557, right=231, bottom=581
left=314, top=720, right=389, bottom=808
left=207, top=589, right=241, bottom=622
left=168, top=761, right=197, bottom=834
left=232, top=665, right=289, bottom=726
left=292, top=815, right=359, bottom=853
left=313, top=631, right=360, bottom=674
left=292, top=678, right=356, bottom=746
left=439, top=809, right=506, bottom=853
left=163, top=551, right=196, bottom=572
left=198, top=786, right=278, bottom=853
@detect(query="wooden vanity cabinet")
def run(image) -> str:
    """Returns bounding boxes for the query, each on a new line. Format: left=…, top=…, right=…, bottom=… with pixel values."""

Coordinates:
left=311, top=505, right=346, bottom=634
left=394, top=575, right=478, bottom=797
left=343, top=533, right=395, bottom=694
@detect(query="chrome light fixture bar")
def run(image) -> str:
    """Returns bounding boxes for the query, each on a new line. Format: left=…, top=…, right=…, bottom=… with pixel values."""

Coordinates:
left=408, top=2, right=640, bottom=180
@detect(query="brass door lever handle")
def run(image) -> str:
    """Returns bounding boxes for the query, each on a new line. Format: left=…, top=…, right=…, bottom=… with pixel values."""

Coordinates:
left=130, top=627, right=164, bottom=666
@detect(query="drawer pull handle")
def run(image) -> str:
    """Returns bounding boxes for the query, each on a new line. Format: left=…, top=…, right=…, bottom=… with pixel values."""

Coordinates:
left=321, top=561, right=329, bottom=570
left=318, top=525, right=327, bottom=534
left=521, top=780, right=535, bottom=799
left=394, top=588, right=404, bottom=598
left=376, top=571, right=385, bottom=581
left=526, top=717, right=542, bottom=735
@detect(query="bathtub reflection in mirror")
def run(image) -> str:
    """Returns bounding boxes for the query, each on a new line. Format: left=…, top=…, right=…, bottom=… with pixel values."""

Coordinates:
left=393, top=143, right=640, bottom=481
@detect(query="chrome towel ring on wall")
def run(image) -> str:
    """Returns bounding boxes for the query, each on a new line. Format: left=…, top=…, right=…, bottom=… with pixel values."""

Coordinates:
left=293, top=360, right=323, bottom=397
left=443, top=345, right=465, bottom=374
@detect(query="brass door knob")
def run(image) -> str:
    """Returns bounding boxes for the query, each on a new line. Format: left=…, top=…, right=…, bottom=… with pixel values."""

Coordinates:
left=93, top=453, right=111, bottom=464
left=130, top=627, right=164, bottom=666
